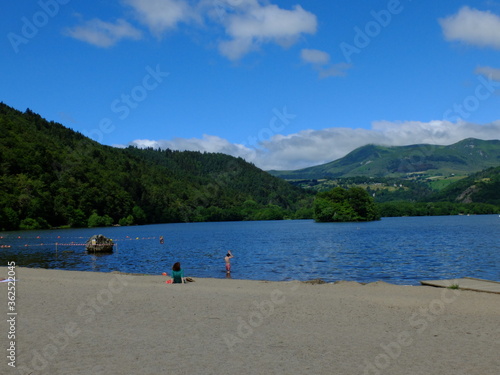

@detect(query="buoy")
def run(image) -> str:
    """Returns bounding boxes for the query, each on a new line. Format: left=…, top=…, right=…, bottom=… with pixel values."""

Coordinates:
left=162, top=272, right=167, bottom=276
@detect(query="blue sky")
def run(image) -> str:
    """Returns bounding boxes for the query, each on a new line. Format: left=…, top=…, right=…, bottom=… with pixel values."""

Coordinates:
left=1, top=0, right=500, bottom=170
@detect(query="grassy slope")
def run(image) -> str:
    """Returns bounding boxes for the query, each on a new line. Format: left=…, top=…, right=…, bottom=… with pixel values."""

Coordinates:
left=269, top=139, right=500, bottom=180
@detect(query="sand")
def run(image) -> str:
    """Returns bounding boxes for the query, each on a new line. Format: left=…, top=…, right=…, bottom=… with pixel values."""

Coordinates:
left=1, top=267, right=499, bottom=375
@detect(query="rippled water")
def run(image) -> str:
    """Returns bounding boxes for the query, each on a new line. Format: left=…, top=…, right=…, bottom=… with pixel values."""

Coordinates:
left=1, top=215, right=499, bottom=285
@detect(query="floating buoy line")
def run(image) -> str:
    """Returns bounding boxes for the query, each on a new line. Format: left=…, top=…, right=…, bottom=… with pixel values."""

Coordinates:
left=0, top=235, right=159, bottom=249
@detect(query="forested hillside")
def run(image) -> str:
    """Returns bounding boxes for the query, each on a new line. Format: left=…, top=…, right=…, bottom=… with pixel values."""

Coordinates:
left=376, top=166, right=500, bottom=217
left=431, top=166, right=500, bottom=205
left=0, top=103, right=312, bottom=230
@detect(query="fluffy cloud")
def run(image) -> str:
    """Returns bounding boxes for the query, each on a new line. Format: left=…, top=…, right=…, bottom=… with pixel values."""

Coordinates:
left=65, top=18, right=142, bottom=47
left=66, top=1, right=317, bottom=60
left=129, top=120, right=500, bottom=171
left=130, top=134, right=254, bottom=157
left=300, top=48, right=351, bottom=78
left=440, top=6, right=500, bottom=49
left=217, top=3, right=317, bottom=60
left=123, top=0, right=198, bottom=35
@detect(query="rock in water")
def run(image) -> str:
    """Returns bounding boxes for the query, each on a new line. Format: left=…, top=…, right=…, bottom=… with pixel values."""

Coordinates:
left=86, top=234, right=114, bottom=253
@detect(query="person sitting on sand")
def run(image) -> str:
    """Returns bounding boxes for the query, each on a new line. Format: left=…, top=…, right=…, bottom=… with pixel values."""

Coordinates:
left=171, top=262, right=186, bottom=284
left=224, top=250, right=234, bottom=274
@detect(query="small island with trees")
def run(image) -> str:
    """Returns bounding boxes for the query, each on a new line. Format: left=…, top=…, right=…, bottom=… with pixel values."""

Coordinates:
left=313, top=187, right=380, bottom=222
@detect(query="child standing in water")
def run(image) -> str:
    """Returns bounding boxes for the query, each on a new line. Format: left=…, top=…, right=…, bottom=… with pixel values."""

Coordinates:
left=224, top=250, right=234, bottom=274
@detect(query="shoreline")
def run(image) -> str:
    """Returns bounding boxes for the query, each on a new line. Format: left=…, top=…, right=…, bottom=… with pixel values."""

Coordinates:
left=1, top=265, right=437, bottom=286
left=1, top=267, right=499, bottom=375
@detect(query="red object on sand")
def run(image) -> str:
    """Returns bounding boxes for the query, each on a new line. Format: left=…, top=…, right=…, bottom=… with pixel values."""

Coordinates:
left=166, top=280, right=172, bottom=284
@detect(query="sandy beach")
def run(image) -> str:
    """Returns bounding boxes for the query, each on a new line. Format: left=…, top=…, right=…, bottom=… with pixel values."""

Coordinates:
left=1, top=267, right=499, bottom=375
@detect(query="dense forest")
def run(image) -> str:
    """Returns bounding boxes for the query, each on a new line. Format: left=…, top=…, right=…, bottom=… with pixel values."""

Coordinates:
left=0, top=103, right=313, bottom=230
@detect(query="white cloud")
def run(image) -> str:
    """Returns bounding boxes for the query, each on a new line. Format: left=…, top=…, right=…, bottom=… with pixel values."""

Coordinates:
left=475, top=65, right=500, bottom=81
left=300, top=48, right=351, bottom=78
left=65, top=18, right=142, bottom=47
left=128, top=120, right=500, bottom=171
left=217, top=3, right=317, bottom=60
left=131, top=134, right=253, bottom=157
left=301, top=48, right=329, bottom=64
left=440, top=6, right=500, bottom=49
left=123, top=0, right=198, bottom=36
left=66, top=1, right=318, bottom=60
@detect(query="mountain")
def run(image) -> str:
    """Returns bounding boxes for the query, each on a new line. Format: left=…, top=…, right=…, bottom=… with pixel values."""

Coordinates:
left=0, top=103, right=312, bottom=230
left=268, top=139, right=500, bottom=180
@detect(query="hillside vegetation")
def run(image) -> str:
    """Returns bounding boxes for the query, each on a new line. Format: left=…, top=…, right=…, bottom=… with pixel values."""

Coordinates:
left=432, top=166, right=500, bottom=205
left=0, top=103, right=312, bottom=230
left=269, top=139, right=500, bottom=180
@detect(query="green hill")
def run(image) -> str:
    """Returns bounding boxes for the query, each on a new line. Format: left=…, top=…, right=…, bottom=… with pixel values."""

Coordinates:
left=269, top=139, right=500, bottom=180
left=431, top=166, right=500, bottom=205
left=0, top=103, right=312, bottom=230
left=376, top=166, right=500, bottom=217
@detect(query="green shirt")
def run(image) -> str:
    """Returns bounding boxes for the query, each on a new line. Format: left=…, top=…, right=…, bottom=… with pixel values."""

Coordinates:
left=171, top=269, right=184, bottom=283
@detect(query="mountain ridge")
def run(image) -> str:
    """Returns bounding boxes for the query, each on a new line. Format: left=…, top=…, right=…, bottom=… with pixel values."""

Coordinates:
left=268, top=138, right=500, bottom=180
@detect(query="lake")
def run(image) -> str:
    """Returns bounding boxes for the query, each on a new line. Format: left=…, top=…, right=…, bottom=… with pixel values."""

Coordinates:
left=1, top=215, right=499, bottom=285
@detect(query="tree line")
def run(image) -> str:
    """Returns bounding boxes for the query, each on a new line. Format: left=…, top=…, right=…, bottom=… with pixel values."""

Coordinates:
left=0, top=103, right=313, bottom=230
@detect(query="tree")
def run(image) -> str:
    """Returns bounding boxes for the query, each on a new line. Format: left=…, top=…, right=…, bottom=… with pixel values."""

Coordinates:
left=0, top=208, right=19, bottom=231
left=314, top=187, right=380, bottom=222
left=132, top=206, right=147, bottom=224
left=88, top=212, right=113, bottom=228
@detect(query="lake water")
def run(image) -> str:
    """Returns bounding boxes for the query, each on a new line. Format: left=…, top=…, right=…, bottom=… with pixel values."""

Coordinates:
left=1, top=215, right=499, bottom=285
